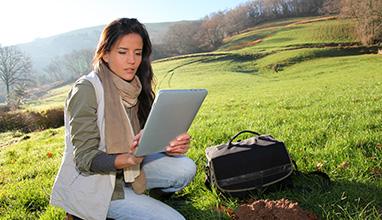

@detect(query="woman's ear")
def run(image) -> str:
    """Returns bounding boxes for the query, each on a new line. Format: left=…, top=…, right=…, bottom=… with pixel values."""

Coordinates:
left=103, top=53, right=109, bottom=63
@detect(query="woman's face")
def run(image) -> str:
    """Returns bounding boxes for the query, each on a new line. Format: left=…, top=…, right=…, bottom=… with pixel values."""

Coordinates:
left=103, top=33, right=143, bottom=81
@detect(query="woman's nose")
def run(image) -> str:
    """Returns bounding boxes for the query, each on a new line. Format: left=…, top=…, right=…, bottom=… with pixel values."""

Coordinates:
left=127, top=53, right=135, bottom=64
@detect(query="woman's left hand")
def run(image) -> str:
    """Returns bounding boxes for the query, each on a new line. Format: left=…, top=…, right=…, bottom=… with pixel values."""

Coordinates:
left=165, top=133, right=191, bottom=156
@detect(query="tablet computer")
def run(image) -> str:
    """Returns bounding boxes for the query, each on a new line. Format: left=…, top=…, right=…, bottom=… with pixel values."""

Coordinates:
left=134, top=89, right=208, bottom=156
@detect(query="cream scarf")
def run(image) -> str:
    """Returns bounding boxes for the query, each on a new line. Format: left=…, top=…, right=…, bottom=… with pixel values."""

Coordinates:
left=95, top=61, right=145, bottom=194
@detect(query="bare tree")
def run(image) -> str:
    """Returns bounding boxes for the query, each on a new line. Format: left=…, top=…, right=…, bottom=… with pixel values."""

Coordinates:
left=0, top=45, right=32, bottom=98
left=356, top=0, right=382, bottom=45
left=224, top=3, right=255, bottom=36
left=63, top=49, right=94, bottom=79
left=44, top=49, right=94, bottom=83
left=44, top=56, right=66, bottom=81
left=321, top=0, right=342, bottom=15
left=164, top=21, right=202, bottom=55
left=341, top=0, right=382, bottom=45
left=199, top=12, right=226, bottom=50
left=7, top=83, right=29, bottom=109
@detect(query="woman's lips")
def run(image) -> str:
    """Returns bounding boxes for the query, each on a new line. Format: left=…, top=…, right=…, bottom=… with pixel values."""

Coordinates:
left=124, top=68, right=135, bottom=74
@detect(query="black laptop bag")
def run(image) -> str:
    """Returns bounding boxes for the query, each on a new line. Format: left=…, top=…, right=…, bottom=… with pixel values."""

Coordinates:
left=205, top=130, right=294, bottom=197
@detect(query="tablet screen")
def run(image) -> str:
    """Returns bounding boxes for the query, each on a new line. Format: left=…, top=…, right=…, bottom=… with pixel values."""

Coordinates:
left=134, top=89, right=207, bottom=156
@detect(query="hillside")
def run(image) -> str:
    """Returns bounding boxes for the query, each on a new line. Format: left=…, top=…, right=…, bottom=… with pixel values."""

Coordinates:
left=1, top=16, right=381, bottom=219
left=17, top=21, right=180, bottom=72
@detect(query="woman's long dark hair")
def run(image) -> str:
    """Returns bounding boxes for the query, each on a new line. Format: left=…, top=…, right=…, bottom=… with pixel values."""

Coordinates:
left=93, top=18, right=155, bottom=128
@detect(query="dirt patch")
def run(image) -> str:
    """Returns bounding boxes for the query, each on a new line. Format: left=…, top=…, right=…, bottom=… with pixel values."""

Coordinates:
left=233, top=198, right=318, bottom=220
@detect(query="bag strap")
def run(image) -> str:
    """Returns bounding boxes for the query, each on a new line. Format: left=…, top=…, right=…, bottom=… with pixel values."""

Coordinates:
left=228, top=130, right=260, bottom=148
left=292, top=160, right=331, bottom=191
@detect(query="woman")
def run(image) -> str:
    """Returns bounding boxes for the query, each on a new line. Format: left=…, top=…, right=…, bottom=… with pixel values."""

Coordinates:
left=50, top=18, right=196, bottom=220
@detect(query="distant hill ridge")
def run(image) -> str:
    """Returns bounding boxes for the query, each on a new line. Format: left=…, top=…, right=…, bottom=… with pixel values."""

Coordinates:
left=17, top=21, right=182, bottom=72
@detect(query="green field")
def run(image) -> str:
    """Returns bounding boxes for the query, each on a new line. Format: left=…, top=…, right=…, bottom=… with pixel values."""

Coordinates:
left=1, top=17, right=381, bottom=219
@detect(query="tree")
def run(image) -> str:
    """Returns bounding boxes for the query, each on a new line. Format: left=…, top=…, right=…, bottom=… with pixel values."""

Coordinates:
left=321, top=0, right=342, bottom=15
left=341, top=0, right=382, bottom=45
left=7, top=83, right=29, bottom=109
left=356, top=0, right=382, bottom=45
left=44, top=56, right=66, bottom=81
left=44, top=49, right=94, bottom=82
left=63, top=49, right=94, bottom=79
left=164, top=21, right=203, bottom=55
left=199, top=12, right=226, bottom=50
left=224, top=3, right=256, bottom=36
left=0, top=45, right=32, bottom=98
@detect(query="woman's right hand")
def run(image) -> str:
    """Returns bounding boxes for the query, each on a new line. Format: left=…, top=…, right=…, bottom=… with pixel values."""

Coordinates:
left=114, top=153, right=143, bottom=169
left=114, top=131, right=143, bottom=169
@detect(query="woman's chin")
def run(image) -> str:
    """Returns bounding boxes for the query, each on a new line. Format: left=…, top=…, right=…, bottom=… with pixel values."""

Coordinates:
left=115, top=72, right=136, bottom=81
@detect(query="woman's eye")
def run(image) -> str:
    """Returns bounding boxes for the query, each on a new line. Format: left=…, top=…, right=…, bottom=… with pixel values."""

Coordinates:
left=118, top=51, right=126, bottom=55
left=135, top=52, right=142, bottom=56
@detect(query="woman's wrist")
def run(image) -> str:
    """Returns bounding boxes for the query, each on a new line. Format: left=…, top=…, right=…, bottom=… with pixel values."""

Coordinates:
left=114, top=153, right=128, bottom=169
left=114, top=153, right=143, bottom=169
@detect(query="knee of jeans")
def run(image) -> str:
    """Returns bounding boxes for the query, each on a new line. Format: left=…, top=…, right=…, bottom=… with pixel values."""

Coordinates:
left=173, top=157, right=197, bottom=188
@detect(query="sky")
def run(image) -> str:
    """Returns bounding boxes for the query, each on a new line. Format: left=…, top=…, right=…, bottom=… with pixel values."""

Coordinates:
left=0, top=0, right=249, bottom=46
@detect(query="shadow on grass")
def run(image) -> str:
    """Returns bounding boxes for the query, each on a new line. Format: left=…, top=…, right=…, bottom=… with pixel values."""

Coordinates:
left=270, top=46, right=379, bottom=72
left=221, top=33, right=269, bottom=51
left=158, top=58, right=212, bottom=87
left=165, top=197, right=229, bottom=220
left=244, top=174, right=382, bottom=219
left=159, top=53, right=269, bottom=86
left=200, top=53, right=268, bottom=63
left=263, top=37, right=294, bottom=45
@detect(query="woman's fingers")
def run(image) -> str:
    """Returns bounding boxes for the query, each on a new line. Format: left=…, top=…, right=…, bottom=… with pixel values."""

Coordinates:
left=170, top=133, right=191, bottom=146
left=129, top=130, right=144, bottom=154
left=169, top=139, right=190, bottom=147
left=128, top=140, right=139, bottom=154
left=165, top=133, right=192, bottom=155
left=176, top=133, right=191, bottom=141
left=133, top=130, right=143, bottom=142
left=166, top=144, right=189, bottom=154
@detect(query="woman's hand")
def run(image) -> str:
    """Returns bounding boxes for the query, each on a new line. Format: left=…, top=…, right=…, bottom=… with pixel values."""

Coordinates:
left=114, top=131, right=143, bottom=169
left=129, top=130, right=142, bottom=154
left=165, top=133, right=191, bottom=156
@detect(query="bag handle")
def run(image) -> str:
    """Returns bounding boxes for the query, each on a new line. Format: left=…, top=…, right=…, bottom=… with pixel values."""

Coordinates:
left=228, top=130, right=260, bottom=148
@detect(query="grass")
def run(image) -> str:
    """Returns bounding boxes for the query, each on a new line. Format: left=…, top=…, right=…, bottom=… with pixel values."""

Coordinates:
left=0, top=129, right=65, bottom=219
left=155, top=52, right=382, bottom=219
left=1, top=16, right=382, bottom=219
left=221, top=17, right=357, bottom=52
left=22, top=84, right=71, bottom=111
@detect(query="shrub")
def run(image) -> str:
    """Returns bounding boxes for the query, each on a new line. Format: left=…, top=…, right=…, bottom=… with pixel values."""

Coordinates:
left=0, top=104, right=10, bottom=113
left=0, top=111, right=25, bottom=132
left=0, top=108, right=64, bottom=133
left=42, top=108, right=65, bottom=129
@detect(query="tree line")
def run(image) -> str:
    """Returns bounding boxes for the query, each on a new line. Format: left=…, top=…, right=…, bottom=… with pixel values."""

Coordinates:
left=158, top=0, right=382, bottom=58
left=155, top=0, right=327, bottom=58
left=1, top=0, right=381, bottom=108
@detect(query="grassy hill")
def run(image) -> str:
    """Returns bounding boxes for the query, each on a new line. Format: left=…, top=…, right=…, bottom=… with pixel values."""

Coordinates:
left=1, top=16, right=381, bottom=219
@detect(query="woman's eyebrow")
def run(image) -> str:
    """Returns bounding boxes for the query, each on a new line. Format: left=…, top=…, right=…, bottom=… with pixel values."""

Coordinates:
left=117, top=47, right=142, bottom=51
